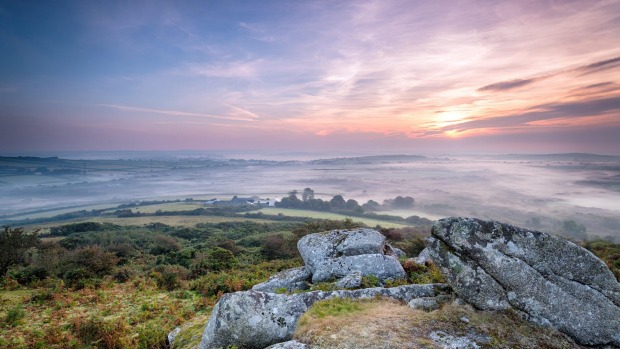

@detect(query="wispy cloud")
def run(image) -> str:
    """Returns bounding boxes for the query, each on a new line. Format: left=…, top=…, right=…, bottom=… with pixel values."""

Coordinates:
left=98, top=104, right=257, bottom=122
left=238, top=22, right=276, bottom=42
left=227, top=105, right=260, bottom=119
left=434, top=96, right=620, bottom=134
left=577, top=56, right=620, bottom=75
left=478, top=77, right=548, bottom=92
left=187, top=60, right=263, bottom=79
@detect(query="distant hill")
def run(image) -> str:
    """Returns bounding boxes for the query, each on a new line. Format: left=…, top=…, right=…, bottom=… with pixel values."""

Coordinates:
left=496, top=153, right=620, bottom=162
left=310, top=154, right=427, bottom=165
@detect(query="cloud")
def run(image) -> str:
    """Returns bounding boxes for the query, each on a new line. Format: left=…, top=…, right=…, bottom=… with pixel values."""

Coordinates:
left=238, top=22, right=276, bottom=42
left=98, top=104, right=257, bottom=122
left=580, top=82, right=615, bottom=90
left=478, top=77, right=546, bottom=92
left=227, top=105, right=260, bottom=119
left=577, top=56, right=620, bottom=75
left=188, top=61, right=262, bottom=79
left=436, top=96, right=620, bottom=134
left=479, top=55, right=620, bottom=93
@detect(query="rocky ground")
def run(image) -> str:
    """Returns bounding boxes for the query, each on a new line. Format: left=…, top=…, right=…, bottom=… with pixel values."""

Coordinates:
left=171, top=219, right=620, bottom=349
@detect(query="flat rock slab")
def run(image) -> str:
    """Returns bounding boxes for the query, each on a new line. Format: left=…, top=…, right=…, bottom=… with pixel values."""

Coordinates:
left=252, top=266, right=312, bottom=293
left=297, top=229, right=387, bottom=271
left=311, top=253, right=406, bottom=283
left=199, top=284, right=449, bottom=349
left=428, top=217, right=620, bottom=347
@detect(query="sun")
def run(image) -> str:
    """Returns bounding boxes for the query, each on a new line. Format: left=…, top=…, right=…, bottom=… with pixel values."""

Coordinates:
left=436, top=111, right=466, bottom=128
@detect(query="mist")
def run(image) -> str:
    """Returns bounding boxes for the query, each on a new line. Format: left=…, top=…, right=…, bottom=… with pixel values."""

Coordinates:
left=1, top=152, right=619, bottom=240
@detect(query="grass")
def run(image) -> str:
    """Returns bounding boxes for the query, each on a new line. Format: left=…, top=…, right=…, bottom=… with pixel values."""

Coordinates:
left=255, top=208, right=409, bottom=228
left=0, top=280, right=208, bottom=349
left=125, top=203, right=205, bottom=214
left=26, top=215, right=281, bottom=232
left=294, top=299, right=581, bottom=349
left=167, top=314, right=210, bottom=349
left=6, top=204, right=121, bottom=221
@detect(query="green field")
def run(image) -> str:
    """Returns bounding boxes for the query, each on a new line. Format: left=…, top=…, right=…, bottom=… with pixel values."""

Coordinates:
left=25, top=215, right=282, bottom=233
left=6, top=204, right=121, bottom=221
left=127, top=202, right=205, bottom=214
left=255, top=208, right=409, bottom=228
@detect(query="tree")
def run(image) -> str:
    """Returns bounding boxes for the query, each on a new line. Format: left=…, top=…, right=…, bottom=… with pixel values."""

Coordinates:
left=0, top=227, right=40, bottom=277
left=362, top=200, right=381, bottom=212
left=383, top=196, right=415, bottom=209
left=330, top=195, right=346, bottom=209
left=561, top=220, right=587, bottom=240
left=302, top=187, right=315, bottom=202
left=345, top=199, right=360, bottom=211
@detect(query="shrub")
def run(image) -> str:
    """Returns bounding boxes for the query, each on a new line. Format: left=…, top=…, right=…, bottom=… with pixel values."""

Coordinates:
left=63, top=268, right=96, bottom=289
left=3, top=305, right=26, bottom=327
left=66, top=245, right=119, bottom=277
left=262, top=234, right=296, bottom=260
left=150, top=235, right=181, bottom=255
left=72, top=316, right=131, bottom=348
left=360, top=275, right=379, bottom=288
left=402, top=260, right=445, bottom=284
left=136, top=322, right=168, bottom=349
left=0, top=226, right=40, bottom=277
left=191, top=247, right=238, bottom=276
left=152, top=265, right=189, bottom=291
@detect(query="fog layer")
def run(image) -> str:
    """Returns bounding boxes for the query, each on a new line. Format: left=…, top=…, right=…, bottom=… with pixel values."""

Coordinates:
left=1, top=153, right=618, bottom=240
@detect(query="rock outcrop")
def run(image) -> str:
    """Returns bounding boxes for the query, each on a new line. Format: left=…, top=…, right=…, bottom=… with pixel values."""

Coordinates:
left=427, top=217, right=620, bottom=347
left=297, top=228, right=406, bottom=284
left=198, top=284, right=449, bottom=349
left=252, top=266, right=312, bottom=293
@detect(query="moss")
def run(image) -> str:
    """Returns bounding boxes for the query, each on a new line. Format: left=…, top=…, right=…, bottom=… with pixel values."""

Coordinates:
left=360, top=274, right=379, bottom=288
left=298, top=298, right=366, bottom=328
left=170, top=314, right=210, bottom=349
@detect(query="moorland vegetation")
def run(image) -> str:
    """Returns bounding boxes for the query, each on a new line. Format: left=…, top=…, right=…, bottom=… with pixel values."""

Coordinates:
left=0, top=192, right=618, bottom=348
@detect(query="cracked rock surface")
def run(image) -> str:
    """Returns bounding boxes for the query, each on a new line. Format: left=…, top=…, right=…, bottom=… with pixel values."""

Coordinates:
left=297, top=228, right=406, bottom=284
left=427, top=217, right=620, bottom=347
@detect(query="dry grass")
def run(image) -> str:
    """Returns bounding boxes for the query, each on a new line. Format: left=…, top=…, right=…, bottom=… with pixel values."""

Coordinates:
left=0, top=280, right=208, bottom=348
left=294, top=298, right=583, bottom=349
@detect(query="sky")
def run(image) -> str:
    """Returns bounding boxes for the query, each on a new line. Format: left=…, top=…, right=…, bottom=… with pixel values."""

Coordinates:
left=1, top=0, right=619, bottom=155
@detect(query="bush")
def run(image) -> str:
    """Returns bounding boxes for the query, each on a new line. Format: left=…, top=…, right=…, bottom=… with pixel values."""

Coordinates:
left=191, top=247, right=237, bottom=276
left=360, top=275, right=379, bottom=288
left=262, top=234, right=297, bottom=260
left=3, top=305, right=26, bottom=327
left=63, top=268, right=96, bottom=289
left=152, top=265, right=189, bottom=291
left=58, top=246, right=118, bottom=288
left=136, top=322, right=168, bottom=348
left=0, top=226, right=40, bottom=277
left=402, top=260, right=444, bottom=284
left=72, top=316, right=131, bottom=348
left=150, top=235, right=181, bottom=255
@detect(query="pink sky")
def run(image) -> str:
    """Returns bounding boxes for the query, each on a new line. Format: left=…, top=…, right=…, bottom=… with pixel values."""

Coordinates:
left=1, top=0, right=619, bottom=154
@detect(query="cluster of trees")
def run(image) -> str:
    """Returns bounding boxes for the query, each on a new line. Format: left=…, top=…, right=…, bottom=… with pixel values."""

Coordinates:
left=276, top=188, right=415, bottom=214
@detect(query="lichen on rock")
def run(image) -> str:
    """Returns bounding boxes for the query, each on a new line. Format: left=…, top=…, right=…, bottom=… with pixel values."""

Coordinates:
left=427, top=217, right=620, bottom=347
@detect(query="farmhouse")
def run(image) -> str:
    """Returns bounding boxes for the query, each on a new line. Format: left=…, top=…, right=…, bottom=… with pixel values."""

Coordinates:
left=204, top=196, right=277, bottom=207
